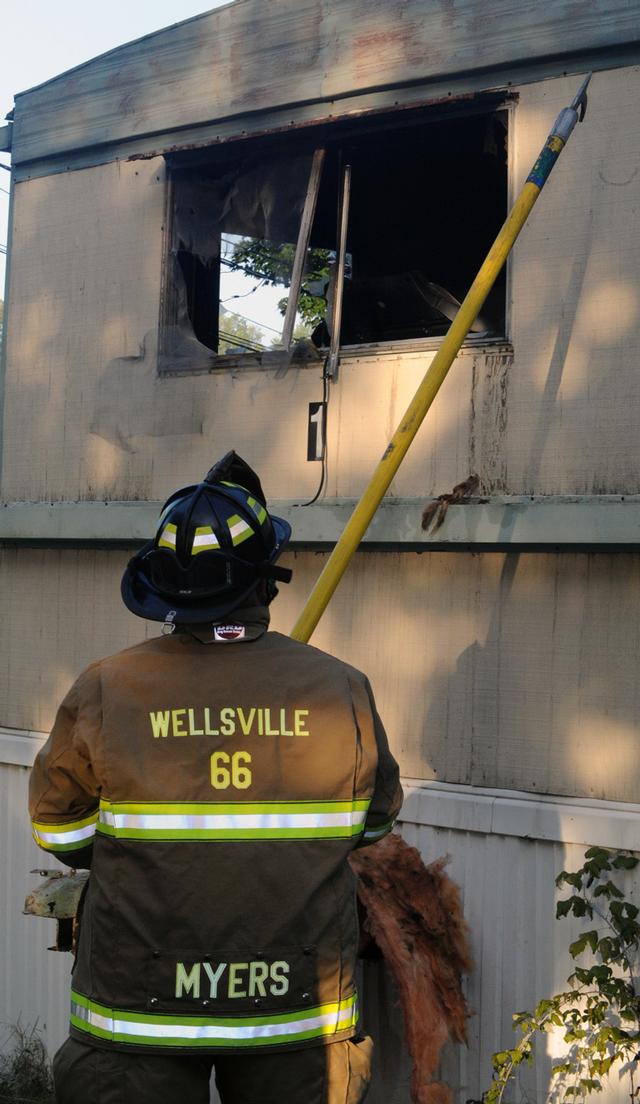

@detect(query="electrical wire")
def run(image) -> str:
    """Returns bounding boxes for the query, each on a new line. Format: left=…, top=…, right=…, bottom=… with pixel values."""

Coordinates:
left=218, top=329, right=265, bottom=352
left=220, top=256, right=284, bottom=283
left=221, top=307, right=282, bottom=336
left=220, top=280, right=266, bottom=303
left=293, top=368, right=330, bottom=508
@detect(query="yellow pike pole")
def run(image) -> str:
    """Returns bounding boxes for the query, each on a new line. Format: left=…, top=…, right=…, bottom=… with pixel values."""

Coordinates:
left=291, top=74, right=592, bottom=643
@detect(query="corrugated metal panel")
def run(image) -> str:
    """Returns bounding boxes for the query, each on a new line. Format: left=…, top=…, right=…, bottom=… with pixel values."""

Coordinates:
left=0, top=763, right=71, bottom=1056
left=10, top=0, right=640, bottom=166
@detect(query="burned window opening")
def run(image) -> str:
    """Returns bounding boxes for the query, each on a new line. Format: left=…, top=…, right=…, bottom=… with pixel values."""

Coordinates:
left=161, top=99, right=509, bottom=369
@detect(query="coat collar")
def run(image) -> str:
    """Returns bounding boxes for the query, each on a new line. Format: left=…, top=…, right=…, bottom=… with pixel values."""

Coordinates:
left=175, top=605, right=270, bottom=645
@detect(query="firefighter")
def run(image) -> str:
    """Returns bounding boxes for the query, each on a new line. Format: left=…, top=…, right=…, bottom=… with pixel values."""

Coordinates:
left=29, top=451, right=403, bottom=1104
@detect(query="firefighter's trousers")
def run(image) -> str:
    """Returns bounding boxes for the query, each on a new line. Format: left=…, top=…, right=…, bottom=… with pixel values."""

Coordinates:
left=53, top=1034, right=373, bottom=1103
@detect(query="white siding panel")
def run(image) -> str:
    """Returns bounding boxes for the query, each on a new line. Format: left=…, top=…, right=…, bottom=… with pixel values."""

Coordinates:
left=2, top=768, right=635, bottom=1104
left=0, top=764, right=71, bottom=1057
left=3, top=767, right=639, bottom=1104
left=364, top=808, right=640, bottom=1104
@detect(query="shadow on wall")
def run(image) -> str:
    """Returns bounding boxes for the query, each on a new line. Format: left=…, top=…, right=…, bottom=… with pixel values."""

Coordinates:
left=416, top=550, right=640, bottom=800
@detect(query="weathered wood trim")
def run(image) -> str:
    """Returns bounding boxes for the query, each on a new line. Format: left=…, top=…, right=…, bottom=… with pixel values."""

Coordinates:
left=11, top=0, right=640, bottom=167
left=2, top=497, right=640, bottom=548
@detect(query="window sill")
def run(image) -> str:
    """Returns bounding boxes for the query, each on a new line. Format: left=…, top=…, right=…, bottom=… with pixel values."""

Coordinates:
left=157, top=334, right=512, bottom=376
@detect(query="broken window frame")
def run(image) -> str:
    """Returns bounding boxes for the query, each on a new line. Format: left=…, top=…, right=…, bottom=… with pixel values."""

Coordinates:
left=158, top=93, right=515, bottom=376
left=281, top=147, right=326, bottom=350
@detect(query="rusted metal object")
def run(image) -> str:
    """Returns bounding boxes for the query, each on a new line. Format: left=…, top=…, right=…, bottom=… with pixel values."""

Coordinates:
left=24, top=869, right=89, bottom=953
left=421, top=474, right=482, bottom=533
left=128, top=89, right=502, bottom=164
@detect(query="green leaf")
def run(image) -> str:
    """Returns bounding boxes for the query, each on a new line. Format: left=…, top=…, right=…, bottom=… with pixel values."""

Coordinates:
left=569, top=935, right=589, bottom=958
left=556, top=898, right=573, bottom=918
left=594, top=881, right=625, bottom=899
left=579, top=1079, right=602, bottom=1092
left=585, top=847, right=612, bottom=861
left=589, top=965, right=612, bottom=983
left=609, top=901, right=626, bottom=929
left=612, top=855, right=638, bottom=870
left=570, top=930, right=600, bottom=958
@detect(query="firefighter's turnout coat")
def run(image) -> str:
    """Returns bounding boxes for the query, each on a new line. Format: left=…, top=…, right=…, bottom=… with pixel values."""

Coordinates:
left=29, top=612, right=403, bottom=1054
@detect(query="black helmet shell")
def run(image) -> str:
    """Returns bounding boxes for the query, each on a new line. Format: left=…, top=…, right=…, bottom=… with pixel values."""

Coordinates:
left=121, top=453, right=291, bottom=624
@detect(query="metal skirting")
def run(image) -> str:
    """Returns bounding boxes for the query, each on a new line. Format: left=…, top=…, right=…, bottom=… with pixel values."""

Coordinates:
left=4, top=742, right=639, bottom=1104
left=2, top=497, right=640, bottom=548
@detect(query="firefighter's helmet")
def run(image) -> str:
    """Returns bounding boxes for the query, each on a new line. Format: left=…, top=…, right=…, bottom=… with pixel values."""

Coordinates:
left=121, top=452, right=292, bottom=624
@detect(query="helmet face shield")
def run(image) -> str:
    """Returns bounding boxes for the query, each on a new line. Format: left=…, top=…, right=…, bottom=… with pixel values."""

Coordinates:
left=140, top=548, right=259, bottom=599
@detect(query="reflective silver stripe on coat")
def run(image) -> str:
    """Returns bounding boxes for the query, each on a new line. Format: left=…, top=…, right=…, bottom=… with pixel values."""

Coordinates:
left=34, top=823, right=96, bottom=845
left=32, top=812, right=99, bottom=850
left=100, top=810, right=367, bottom=832
left=71, top=992, right=358, bottom=1045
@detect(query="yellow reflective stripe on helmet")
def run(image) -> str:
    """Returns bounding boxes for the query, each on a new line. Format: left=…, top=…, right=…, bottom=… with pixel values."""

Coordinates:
left=158, top=523, right=177, bottom=549
left=192, top=526, right=220, bottom=555
left=70, top=989, right=358, bottom=1047
left=247, top=496, right=268, bottom=525
left=227, top=514, right=254, bottom=546
left=32, top=810, right=99, bottom=852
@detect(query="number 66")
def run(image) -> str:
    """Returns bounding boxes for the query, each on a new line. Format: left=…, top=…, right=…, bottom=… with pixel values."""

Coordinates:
left=210, top=750, right=252, bottom=790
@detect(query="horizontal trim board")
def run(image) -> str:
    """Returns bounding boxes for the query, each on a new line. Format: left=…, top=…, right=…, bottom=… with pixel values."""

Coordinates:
left=11, top=46, right=640, bottom=181
left=3, top=498, right=640, bottom=548
left=0, top=727, right=47, bottom=767
left=158, top=336, right=511, bottom=379
left=400, top=780, right=640, bottom=850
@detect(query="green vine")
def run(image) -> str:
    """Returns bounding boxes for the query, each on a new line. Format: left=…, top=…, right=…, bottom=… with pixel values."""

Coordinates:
left=484, top=848, right=640, bottom=1104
